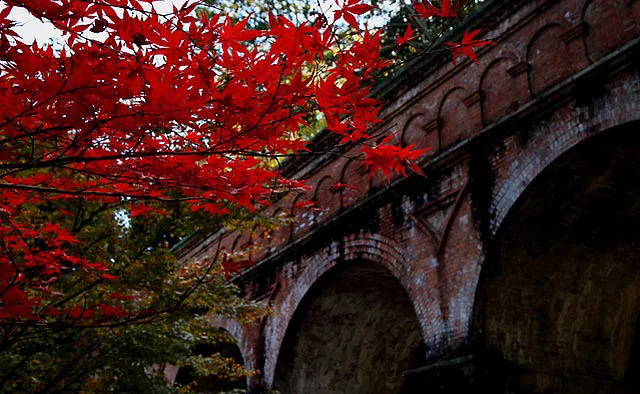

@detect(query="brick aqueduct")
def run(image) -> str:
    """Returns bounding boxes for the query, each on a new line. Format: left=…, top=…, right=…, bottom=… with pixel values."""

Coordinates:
left=169, top=0, right=640, bottom=392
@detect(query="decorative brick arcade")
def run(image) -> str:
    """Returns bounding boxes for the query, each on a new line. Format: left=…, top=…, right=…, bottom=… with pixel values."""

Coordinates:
left=173, top=0, right=640, bottom=392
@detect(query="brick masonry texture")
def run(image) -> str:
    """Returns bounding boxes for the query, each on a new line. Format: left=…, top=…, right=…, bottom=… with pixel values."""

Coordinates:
left=177, top=0, right=640, bottom=392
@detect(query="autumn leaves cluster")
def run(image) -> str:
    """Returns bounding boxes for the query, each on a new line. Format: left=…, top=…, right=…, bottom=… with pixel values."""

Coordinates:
left=0, top=0, right=492, bottom=322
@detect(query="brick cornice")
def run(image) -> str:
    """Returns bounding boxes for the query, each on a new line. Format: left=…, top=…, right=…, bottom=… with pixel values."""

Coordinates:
left=423, top=118, right=441, bottom=134
left=507, top=61, right=530, bottom=78
left=463, top=91, right=483, bottom=107
left=560, top=23, right=586, bottom=44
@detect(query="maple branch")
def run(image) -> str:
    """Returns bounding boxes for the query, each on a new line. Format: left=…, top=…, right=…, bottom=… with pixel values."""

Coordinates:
left=41, top=279, right=104, bottom=313
left=0, top=241, right=227, bottom=331
left=0, top=183, right=203, bottom=202
left=36, top=338, right=100, bottom=394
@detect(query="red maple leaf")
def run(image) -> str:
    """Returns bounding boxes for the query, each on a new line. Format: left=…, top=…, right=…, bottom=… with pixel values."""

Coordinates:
left=445, top=29, right=495, bottom=64
left=414, top=0, right=465, bottom=18
left=98, top=304, right=127, bottom=318
left=268, top=13, right=321, bottom=58
left=101, top=273, right=119, bottom=281
left=217, top=16, right=262, bottom=55
left=329, top=182, right=357, bottom=194
left=334, top=0, right=375, bottom=30
left=396, top=24, right=418, bottom=47
left=293, top=200, right=317, bottom=209
left=362, top=134, right=430, bottom=182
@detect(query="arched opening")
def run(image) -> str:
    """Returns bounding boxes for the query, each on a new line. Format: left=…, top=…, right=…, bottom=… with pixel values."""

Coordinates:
left=339, top=156, right=369, bottom=209
left=527, top=23, right=572, bottom=96
left=438, top=87, right=478, bottom=149
left=274, top=260, right=425, bottom=394
left=472, top=122, right=640, bottom=393
left=174, top=329, right=247, bottom=393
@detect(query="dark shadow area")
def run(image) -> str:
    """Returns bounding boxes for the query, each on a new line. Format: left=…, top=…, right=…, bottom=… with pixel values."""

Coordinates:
left=472, top=121, right=640, bottom=393
left=175, top=332, right=247, bottom=393
left=274, top=260, right=425, bottom=394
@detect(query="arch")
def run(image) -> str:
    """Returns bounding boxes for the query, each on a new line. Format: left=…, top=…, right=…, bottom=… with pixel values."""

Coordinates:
left=269, top=207, right=289, bottom=250
left=172, top=323, right=250, bottom=393
left=313, top=175, right=333, bottom=202
left=479, top=57, right=517, bottom=126
left=489, top=96, right=640, bottom=236
left=289, top=192, right=313, bottom=240
left=339, top=156, right=369, bottom=209
left=262, top=233, right=443, bottom=388
left=526, top=23, right=572, bottom=96
left=232, top=231, right=253, bottom=263
left=437, top=87, right=480, bottom=149
left=249, top=223, right=260, bottom=238
left=205, top=315, right=249, bottom=357
left=401, top=113, right=423, bottom=147
left=249, top=223, right=266, bottom=261
left=273, top=260, right=425, bottom=393
left=439, top=81, right=640, bottom=351
left=582, top=0, right=638, bottom=62
left=217, top=233, right=236, bottom=256
left=471, top=122, right=640, bottom=392
left=305, top=175, right=336, bottom=230
left=401, top=112, right=437, bottom=153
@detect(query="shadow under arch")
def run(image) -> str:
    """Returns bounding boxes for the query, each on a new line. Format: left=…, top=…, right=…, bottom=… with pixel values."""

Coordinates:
left=174, top=327, right=249, bottom=393
left=470, top=121, right=640, bottom=393
left=273, top=259, right=426, bottom=394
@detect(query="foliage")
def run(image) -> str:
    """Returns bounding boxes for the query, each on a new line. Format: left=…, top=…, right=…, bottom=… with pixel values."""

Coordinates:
left=0, top=0, right=493, bottom=391
left=378, top=0, right=487, bottom=79
left=0, top=195, right=265, bottom=392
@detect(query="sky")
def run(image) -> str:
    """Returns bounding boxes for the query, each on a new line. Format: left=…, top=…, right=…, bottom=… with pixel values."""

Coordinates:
left=4, top=0, right=389, bottom=47
left=5, top=0, right=191, bottom=46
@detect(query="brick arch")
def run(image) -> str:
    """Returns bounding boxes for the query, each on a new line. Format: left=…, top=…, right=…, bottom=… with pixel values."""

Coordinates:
left=401, top=112, right=436, bottom=153
left=231, top=234, right=242, bottom=252
left=469, top=121, right=640, bottom=392
left=204, top=315, right=253, bottom=367
left=479, top=57, right=517, bottom=126
left=313, top=175, right=333, bottom=201
left=262, top=232, right=443, bottom=388
left=232, top=232, right=254, bottom=263
left=490, top=109, right=640, bottom=237
left=269, top=207, right=289, bottom=249
left=456, top=87, right=640, bottom=343
left=582, top=0, right=638, bottom=63
left=401, top=113, right=423, bottom=147
left=339, top=155, right=368, bottom=209
left=526, top=23, right=572, bottom=95
left=289, top=192, right=313, bottom=240
left=165, top=317, right=256, bottom=389
left=437, top=86, right=480, bottom=149
left=249, top=223, right=266, bottom=261
left=313, top=175, right=337, bottom=224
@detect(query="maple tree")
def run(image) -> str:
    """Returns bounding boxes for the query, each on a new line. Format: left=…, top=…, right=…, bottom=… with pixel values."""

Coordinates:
left=0, top=0, right=493, bottom=391
left=0, top=0, right=380, bottom=325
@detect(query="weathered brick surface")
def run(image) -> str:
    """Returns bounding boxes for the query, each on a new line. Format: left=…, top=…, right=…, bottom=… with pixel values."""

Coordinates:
left=473, top=125, right=640, bottom=392
left=275, top=262, right=424, bottom=394
left=177, top=0, right=640, bottom=391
